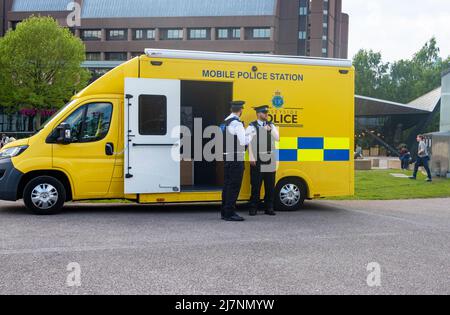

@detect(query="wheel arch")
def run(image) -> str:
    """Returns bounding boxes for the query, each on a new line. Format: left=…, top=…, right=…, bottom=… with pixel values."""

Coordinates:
left=17, top=170, right=73, bottom=201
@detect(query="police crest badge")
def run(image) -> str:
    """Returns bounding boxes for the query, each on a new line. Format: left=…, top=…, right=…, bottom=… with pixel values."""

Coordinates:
left=272, top=91, right=284, bottom=109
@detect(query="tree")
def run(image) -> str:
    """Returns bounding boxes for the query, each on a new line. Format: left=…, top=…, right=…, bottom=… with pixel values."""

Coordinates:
left=353, top=49, right=390, bottom=99
left=0, top=16, right=90, bottom=127
left=353, top=38, right=450, bottom=104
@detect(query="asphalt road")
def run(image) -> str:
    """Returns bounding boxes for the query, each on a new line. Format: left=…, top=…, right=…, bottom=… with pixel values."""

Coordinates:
left=0, top=199, right=449, bottom=295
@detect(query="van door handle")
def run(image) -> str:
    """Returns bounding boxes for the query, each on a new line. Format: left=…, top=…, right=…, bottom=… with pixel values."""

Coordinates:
left=105, top=143, right=114, bottom=156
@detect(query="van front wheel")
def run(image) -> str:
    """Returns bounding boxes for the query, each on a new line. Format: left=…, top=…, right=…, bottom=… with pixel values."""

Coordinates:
left=23, top=176, right=66, bottom=215
left=275, top=178, right=306, bottom=211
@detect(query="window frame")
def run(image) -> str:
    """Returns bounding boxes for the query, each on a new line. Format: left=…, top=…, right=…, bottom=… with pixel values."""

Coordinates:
left=85, top=52, right=101, bottom=61
left=107, top=29, right=127, bottom=41
left=46, top=102, right=114, bottom=144
left=165, top=29, right=184, bottom=40
left=104, top=52, right=127, bottom=61
left=80, top=102, right=114, bottom=143
left=251, top=28, right=271, bottom=39
left=188, top=28, right=208, bottom=40
left=138, top=95, right=168, bottom=136
left=81, top=29, right=102, bottom=41
left=133, top=28, right=156, bottom=40
left=217, top=27, right=241, bottom=40
left=231, top=28, right=241, bottom=39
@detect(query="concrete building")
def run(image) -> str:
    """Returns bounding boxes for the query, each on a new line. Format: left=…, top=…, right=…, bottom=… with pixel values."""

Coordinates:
left=1, top=0, right=349, bottom=62
left=440, top=69, right=450, bottom=132
left=424, top=70, right=450, bottom=178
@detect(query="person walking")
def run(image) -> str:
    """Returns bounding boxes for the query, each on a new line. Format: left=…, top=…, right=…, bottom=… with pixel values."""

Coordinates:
left=410, top=135, right=432, bottom=182
left=246, top=105, right=280, bottom=216
left=221, top=101, right=252, bottom=222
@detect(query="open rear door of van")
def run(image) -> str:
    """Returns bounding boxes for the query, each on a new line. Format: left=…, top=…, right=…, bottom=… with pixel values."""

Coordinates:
left=124, top=78, right=181, bottom=194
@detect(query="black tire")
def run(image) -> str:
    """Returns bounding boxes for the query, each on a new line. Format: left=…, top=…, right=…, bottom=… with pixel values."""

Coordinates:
left=23, top=176, right=66, bottom=215
left=275, top=177, right=306, bottom=211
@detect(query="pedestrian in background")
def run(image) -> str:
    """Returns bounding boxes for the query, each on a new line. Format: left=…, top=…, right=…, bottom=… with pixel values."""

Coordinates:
left=399, top=146, right=411, bottom=170
left=410, top=135, right=432, bottom=182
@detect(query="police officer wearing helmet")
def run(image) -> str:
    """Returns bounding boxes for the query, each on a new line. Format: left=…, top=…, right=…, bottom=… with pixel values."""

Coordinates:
left=246, top=105, right=280, bottom=216
left=221, top=101, right=252, bottom=222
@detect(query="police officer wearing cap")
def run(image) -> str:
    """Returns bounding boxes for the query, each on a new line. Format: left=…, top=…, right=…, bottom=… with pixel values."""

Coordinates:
left=221, top=101, right=252, bottom=222
left=246, top=105, right=280, bottom=216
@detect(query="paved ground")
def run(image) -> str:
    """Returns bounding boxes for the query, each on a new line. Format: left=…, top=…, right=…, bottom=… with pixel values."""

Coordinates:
left=0, top=199, right=449, bottom=295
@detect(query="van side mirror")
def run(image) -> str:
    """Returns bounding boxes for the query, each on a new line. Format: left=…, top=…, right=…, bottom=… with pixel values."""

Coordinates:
left=56, top=123, right=72, bottom=145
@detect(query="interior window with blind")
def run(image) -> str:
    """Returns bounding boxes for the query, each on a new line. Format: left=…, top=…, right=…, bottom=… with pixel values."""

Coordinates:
left=139, top=95, right=167, bottom=135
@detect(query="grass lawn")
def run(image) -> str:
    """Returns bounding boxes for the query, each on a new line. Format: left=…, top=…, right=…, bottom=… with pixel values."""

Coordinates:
left=83, top=170, right=450, bottom=204
left=330, top=170, right=450, bottom=200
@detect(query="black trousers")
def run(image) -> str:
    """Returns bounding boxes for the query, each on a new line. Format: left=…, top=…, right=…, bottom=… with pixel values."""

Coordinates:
left=413, top=156, right=432, bottom=179
left=222, top=161, right=245, bottom=217
left=250, top=163, right=276, bottom=210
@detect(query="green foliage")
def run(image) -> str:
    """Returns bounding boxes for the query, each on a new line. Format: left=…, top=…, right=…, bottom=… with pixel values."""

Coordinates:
left=353, top=50, right=390, bottom=98
left=0, top=16, right=90, bottom=112
left=353, top=37, right=450, bottom=103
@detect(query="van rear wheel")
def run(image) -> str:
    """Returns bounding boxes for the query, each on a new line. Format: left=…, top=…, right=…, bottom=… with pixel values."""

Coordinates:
left=275, top=178, right=306, bottom=211
left=23, top=176, right=66, bottom=215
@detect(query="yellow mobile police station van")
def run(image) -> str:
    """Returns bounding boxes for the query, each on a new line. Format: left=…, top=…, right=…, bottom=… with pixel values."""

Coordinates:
left=0, top=49, right=354, bottom=214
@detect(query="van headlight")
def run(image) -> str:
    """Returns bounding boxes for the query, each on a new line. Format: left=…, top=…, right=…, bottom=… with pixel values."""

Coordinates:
left=0, top=146, right=29, bottom=159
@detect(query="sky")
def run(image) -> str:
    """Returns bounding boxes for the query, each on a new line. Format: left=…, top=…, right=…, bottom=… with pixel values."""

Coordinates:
left=342, top=0, right=450, bottom=62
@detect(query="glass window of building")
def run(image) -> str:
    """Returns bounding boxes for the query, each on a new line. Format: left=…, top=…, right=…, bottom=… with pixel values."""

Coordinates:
left=217, top=28, right=228, bottom=39
left=217, top=28, right=240, bottom=40
left=107, top=29, right=127, bottom=41
left=135, top=29, right=144, bottom=40
left=81, top=29, right=102, bottom=41
left=189, top=29, right=208, bottom=40
left=105, top=52, right=127, bottom=61
left=299, top=6, right=308, bottom=15
left=134, top=29, right=155, bottom=40
left=147, top=29, right=156, bottom=39
left=85, top=52, right=101, bottom=61
left=251, top=28, right=271, bottom=39
left=299, top=31, right=307, bottom=40
left=164, top=29, right=184, bottom=40
left=232, top=28, right=241, bottom=39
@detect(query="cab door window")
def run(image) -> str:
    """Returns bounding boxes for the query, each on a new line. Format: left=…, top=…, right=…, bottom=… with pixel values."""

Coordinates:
left=51, top=102, right=113, bottom=143
left=64, top=106, right=85, bottom=143
left=80, top=103, right=113, bottom=142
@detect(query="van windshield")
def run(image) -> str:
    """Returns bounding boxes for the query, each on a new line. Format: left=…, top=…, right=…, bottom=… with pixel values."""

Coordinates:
left=35, top=100, right=76, bottom=134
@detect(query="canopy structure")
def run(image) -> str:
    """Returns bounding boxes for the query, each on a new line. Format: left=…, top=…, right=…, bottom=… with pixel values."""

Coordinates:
left=355, top=95, right=432, bottom=117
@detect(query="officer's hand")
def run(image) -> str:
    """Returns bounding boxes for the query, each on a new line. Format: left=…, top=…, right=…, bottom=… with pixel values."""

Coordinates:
left=264, top=125, right=272, bottom=131
left=250, top=161, right=257, bottom=167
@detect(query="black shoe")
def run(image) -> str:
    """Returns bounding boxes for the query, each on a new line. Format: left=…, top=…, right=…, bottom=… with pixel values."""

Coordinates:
left=426, top=178, right=432, bottom=182
left=249, top=208, right=257, bottom=216
left=223, top=213, right=245, bottom=222
left=265, top=209, right=276, bottom=216
left=409, top=176, right=416, bottom=180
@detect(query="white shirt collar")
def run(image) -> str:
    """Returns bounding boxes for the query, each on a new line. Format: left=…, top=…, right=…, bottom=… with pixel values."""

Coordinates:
left=257, top=119, right=268, bottom=126
left=227, top=113, right=240, bottom=120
